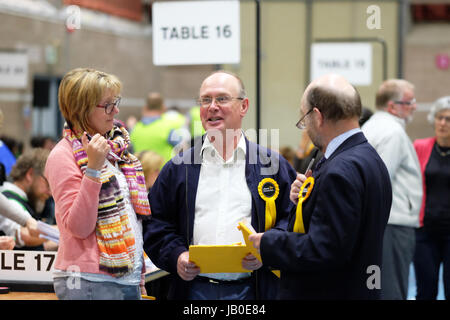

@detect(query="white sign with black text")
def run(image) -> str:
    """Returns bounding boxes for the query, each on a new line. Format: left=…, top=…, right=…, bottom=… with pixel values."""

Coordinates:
left=0, top=52, right=28, bottom=88
left=311, top=42, right=373, bottom=86
left=152, top=0, right=240, bottom=66
left=0, top=250, right=56, bottom=283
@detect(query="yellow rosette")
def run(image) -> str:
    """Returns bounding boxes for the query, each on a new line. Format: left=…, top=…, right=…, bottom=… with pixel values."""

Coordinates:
left=258, top=178, right=280, bottom=231
left=294, top=176, right=315, bottom=233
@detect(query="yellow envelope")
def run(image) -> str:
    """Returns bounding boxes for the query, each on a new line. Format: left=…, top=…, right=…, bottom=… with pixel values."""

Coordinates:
left=238, top=221, right=281, bottom=278
left=189, top=244, right=251, bottom=273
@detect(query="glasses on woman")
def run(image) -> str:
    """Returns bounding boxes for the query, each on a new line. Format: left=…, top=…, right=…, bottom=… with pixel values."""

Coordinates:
left=435, top=114, right=450, bottom=124
left=197, top=95, right=244, bottom=108
left=96, top=96, right=121, bottom=114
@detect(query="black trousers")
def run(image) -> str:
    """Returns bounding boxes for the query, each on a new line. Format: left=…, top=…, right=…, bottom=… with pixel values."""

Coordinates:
left=413, top=227, right=450, bottom=300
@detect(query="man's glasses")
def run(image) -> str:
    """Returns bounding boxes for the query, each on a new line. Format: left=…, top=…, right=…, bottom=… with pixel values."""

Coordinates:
left=96, top=96, right=121, bottom=114
left=393, top=98, right=416, bottom=106
left=197, top=95, right=244, bottom=108
left=295, top=108, right=313, bottom=130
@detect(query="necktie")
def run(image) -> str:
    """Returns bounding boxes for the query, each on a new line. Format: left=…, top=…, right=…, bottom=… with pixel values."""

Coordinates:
left=314, top=156, right=327, bottom=171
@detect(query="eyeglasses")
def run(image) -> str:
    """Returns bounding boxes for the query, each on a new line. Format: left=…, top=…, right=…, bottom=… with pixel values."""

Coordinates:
left=295, top=108, right=313, bottom=130
left=393, top=98, right=416, bottom=106
left=96, top=96, right=121, bottom=114
left=197, top=95, right=244, bottom=108
left=435, top=114, right=450, bottom=124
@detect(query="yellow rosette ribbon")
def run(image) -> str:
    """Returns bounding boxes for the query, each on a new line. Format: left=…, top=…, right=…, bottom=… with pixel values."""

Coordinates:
left=258, top=178, right=280, bottom=231
left=294, top=176, right=315, bottom=233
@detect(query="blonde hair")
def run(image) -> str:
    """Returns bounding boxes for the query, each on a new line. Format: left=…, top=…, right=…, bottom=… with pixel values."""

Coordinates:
left=58, top=68, right=122, bottom=133
left=0, top=108, right=3, bottom=130
left=138, top=150, right=164, bottom=177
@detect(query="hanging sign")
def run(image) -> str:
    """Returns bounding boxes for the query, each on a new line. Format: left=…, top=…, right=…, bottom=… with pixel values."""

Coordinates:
left=152, top=0, right=240, bottom=66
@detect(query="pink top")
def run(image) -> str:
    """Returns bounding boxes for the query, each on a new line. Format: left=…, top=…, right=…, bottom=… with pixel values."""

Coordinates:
left=45, top=138, right=145, bottom=283
left=413, top=136, right=435, bottom=228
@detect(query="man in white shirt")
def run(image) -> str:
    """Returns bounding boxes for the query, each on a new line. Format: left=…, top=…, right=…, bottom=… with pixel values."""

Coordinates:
left=362, top=79, right=422, bottom=300
left=143, top=71, right=297, bottom=300
left=0, top=148, right=55, bottom=250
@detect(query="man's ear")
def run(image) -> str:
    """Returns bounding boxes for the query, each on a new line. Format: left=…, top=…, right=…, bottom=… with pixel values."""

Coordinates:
left=240, top=98, right=249, bottom=116
left=386, top=101, right=397, bottom=115
left=25, top=168, right=34, bottom=184
left=314, top=107, right=324, bottom=127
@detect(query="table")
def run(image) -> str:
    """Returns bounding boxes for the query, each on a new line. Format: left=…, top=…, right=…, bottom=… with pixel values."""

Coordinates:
left=0, top=291, right=57, bottom=300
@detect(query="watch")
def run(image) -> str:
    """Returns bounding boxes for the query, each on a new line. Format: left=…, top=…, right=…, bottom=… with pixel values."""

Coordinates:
left=85, top=167, right=101, bottom=178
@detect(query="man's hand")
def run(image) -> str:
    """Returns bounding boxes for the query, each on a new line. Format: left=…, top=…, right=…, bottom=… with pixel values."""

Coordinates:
left=0, top=236, right=15, bottom=250
left=25, top=217, right=40, bottom=238
left=242, top=253, right=262, bottom=271
left=177, top=251, right=200, bottom=281
left=248, top=233, right=264, bottom=254
left=290, top=172, right=310, bottom=205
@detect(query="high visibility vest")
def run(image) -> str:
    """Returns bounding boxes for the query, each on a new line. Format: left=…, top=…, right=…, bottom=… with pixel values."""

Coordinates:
left=130, top=117, right=181, bottom=163
left=189, top=106, right=205, bottom=138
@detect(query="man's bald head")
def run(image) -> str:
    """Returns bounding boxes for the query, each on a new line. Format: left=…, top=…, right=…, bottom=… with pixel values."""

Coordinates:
left=304, top=74, right=362, bottom=121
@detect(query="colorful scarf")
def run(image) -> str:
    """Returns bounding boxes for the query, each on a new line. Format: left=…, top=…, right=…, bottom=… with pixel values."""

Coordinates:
left=63, top=121, right=151, bottom=277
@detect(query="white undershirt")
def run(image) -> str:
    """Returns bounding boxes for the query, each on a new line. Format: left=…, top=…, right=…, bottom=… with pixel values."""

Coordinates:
left=193, top=134, right=252, bottom=280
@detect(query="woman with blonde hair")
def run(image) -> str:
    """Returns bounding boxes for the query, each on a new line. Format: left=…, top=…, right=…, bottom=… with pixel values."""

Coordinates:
left=45, top=68, right=151, bottom=300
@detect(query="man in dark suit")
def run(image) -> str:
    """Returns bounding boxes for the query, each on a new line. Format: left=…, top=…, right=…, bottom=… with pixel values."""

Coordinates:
left=249, top=74, right=392, bottom=299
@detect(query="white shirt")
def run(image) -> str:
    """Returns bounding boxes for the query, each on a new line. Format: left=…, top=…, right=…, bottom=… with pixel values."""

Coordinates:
left=194, top=133, right=252, bottom=280
left=362, top=110, right=422, bottom=227
left=0, top=182, right=32, bottom=247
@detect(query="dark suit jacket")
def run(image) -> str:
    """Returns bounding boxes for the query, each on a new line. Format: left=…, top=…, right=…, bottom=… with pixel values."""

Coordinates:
left=143, top=136, right=297, bottom=299
left=260, top=132, right=392, bottom=299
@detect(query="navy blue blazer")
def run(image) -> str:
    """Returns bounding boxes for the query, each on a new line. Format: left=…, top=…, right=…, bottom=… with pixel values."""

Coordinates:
left=142, top=136, right=297, bottom=300
left=260, top=132, right=392, bottom=300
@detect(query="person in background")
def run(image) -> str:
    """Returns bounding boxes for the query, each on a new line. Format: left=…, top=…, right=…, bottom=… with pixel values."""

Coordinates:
left=362, top=79, right=422, bottom=300
left=279, top=146, right=295, bottom=167
left=413, top=96, right=450, bottom=300
left=0, top=148, right=53, bottom=250
left=293, top=132, right=323, bottom=174
left=249, top=73, right=392, bottom=299
left=0, top=109, right=17, bottom=176
left=143, top=70, right=297, bottom=300
left=130, top=92, right=188, bottom=164
left=137, top=150, right=164, bottom=191
left=30, top=135, right=57, bottom=225
left=187, top=105, right=206, bottom=148
left=0, top=235, right=15, bottom=250
left=45, top=68, right=151, bottom=300
left=359, top=106, right=373, bottom=127
left=0, top=110, right=40, bottom=237
left=31, top=136, right=57, bottom=151
left=0, top=136, right=23, bottom=159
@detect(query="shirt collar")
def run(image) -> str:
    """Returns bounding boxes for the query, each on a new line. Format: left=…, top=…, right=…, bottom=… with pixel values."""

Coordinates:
left=0, top=181, right=28, bottom=201
left=201, top=131, right=247, bottom=163
left=324, top=128, right=361, bottom=159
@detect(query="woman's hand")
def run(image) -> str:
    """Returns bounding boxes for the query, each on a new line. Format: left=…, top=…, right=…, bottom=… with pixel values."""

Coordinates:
left=81, top=132, right=110, bottom=171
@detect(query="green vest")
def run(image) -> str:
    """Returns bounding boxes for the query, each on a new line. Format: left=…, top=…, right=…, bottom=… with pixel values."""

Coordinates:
left=130, top=117, right=181, bottom=163
left=189, top=106, right=205, bottom=138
